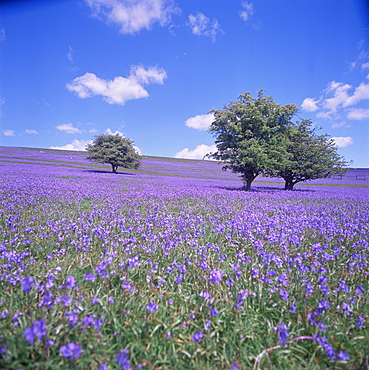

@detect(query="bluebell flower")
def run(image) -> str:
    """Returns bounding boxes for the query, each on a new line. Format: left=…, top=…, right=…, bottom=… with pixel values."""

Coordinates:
left=115, top=349, right=131, bottom=369
left=23, top=318, right=47, bottom=345
left=146, top=301, right=158, bottom=313
left=22, top=276, right=35, bottom=294
left=60, top=343, right=83, bottom=359
left=192, top=330, right=203, bottom=343
left=337, top=350, right=350, bottom=361
left=65, top=276, right=77, bottom=289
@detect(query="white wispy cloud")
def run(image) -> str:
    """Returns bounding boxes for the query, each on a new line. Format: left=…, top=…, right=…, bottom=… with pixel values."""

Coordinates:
left=56, top=123, right=83, bottom=134
left=187, top=12, right=223, bottom=41
left=331, top=136, right=354, bottom=148
left=67, top=46, right=74, bottom=63
left=2, top=129, right=15, bottom=137
left=24, top=129, right=38, bottom=134
left=347, top=108, right=369, bottom=120
left=331, top=121, right=351, bottom=129
left=66, top=65, right=167, bottom=105
left=0, top=27, right=5, bottom=42
left=239, top=1, right=254, bottom=22
left=302, top=80, right=369, bottom=120
left=175, top=144, right=216, bottom=160
left=185, top=113, right=214, bottom=131
left=301, top=98, right=319, bottom=112
left=84, top=0, right=179, bottom=35
left=50, top=139, right=92, bottom=151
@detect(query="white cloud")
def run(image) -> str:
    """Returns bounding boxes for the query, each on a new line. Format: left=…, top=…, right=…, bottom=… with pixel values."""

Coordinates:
left=24, top=129, right=38, bottom=134
left=301, top=97, right=319, bottom=112
left=56, top=123, right=83, bottom=134
left=66, top=65, right=167, bottom=105
left=342, top=82, right=369, bottom=107
left=362, top=62, right=369, bottom=69
left=67, top=46, right=74, bottom=63
left=187, top=12, right=223, bottom=41
left=84, top=0, right=179, bottom=34
left=50, top=139, right=92, bottom=151
left=303, top=78, right=369, bottom=120
left=0, top=27, right=5, bottom=42
left=239, top=2, right=254, bottom=22
left=104, top=128, right=125, bottom=136
left=175, top=144, right=216, bottom=160
left=347, top=108, right=369, bottom=120
left=3, top=129, right=15, bottom=136
left=331, top=136, right=354, bottom=148
left=331, top=121, right=351, bottom=129
left=185, top=113, right=214, bottom=131
left=0, top=97, right=4, bottom=118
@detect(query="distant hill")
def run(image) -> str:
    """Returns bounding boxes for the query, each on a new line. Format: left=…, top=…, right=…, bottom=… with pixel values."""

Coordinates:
left=1, top=146, right=368, bottom=187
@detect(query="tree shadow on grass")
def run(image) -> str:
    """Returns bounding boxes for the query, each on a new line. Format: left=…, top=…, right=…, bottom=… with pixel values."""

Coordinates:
left=84, top=169, right=137, bottom=176
left=219, top=185, right=315, bottom=193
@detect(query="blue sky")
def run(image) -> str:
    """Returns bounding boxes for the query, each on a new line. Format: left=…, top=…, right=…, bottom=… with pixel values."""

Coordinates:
left=0, top=0, right=368, bottom=167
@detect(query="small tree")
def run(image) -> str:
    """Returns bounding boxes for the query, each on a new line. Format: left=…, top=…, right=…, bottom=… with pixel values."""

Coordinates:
left=209, top=90, right=298, bottom=190
left=86, top=134, right=141, bottom=173
left=273, top=120, right=350, bottom=190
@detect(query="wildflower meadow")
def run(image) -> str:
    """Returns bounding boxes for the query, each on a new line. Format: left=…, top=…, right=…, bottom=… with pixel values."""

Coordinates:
left=0, top=147, right=368, bottom=369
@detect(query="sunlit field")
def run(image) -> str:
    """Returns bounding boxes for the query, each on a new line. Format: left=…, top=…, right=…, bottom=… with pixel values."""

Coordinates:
left=1, top=147, right=368, bottom=369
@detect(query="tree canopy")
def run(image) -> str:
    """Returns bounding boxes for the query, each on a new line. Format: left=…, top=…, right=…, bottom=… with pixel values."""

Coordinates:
left=209, top=90, right=298, bottom=190
left=86, top=134, right=141, bottom=173
left=209, top=90, right=350, bottom=190
left=273, top=120, right=350, bottom=190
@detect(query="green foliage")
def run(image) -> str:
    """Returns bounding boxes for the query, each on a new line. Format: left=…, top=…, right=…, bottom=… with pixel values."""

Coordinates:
left=209, top=90, right=299, bottom=190
left=273, top=120, right=351, bottom=190
left=209, top=90, right=351, bottom=191
left=86, top=134, right=141, bottom=173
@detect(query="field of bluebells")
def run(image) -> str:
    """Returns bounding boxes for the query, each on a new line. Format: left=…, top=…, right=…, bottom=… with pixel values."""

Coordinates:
left=0, top=146, right=369, bottom=369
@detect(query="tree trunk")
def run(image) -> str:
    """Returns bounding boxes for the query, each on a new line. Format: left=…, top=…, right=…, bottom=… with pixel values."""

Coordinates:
left=111, top=164, right=118, bottom=173
left=284, top=179, right=295, bottom=190
left=243, top=175, right=255, bottom=191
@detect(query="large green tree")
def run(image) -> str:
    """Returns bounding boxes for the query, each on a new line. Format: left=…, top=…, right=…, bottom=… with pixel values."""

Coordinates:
left=272, top=119, right=350, bottom=190
left=209, top=90, right=298, bottom=190
left=86, top=134, right=141, bottom=173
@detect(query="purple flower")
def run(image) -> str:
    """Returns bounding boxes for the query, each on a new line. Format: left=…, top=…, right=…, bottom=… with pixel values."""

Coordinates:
left=65, top=276, right=77, bottom=289
left=60, top=343, right=83, bottom=359
left=99, top=364, right=108, bottom=370
left=199, top=291, right=211, bottom=299
left=22, top=276, right=35, bottom=294
left=65, top=312, right=78, bottom=327
left=1, top=308, right=8, bottom=319
left=209, top=269, right=224, bottom=284
left=108, top=296, right=115, bottom=304
left=337, top=350, right=350, bottom=361
left=210, top=308, right=219, bottom=317
left=355, top=315, right=364, bottom=329
left=188, top=313, right=196, bottom=319
left=92, top=296, right=100, bottom=304
left=275, top=323, right=289, bottom=345
left=279, top=289, right=289, bottom=301
left=342, top=302, right=350, bottom=316
left=192, top=330, right=203, bottom=343
left=146, top=301, right=158, bottom=313
left=94, top=316, right=105, bottom=330
left=289, top=303, right=297, bottom=313
left=83, top=315, right=95, bottom=326
left=115, top=349, right=131, bottom=370
left=0, top=345, right=8, bottom=356
left=175, top=274, right=183, bottom=284
left=23, top=318, right=47, bottom=345
left=84, top=273, right=96, bottom=282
